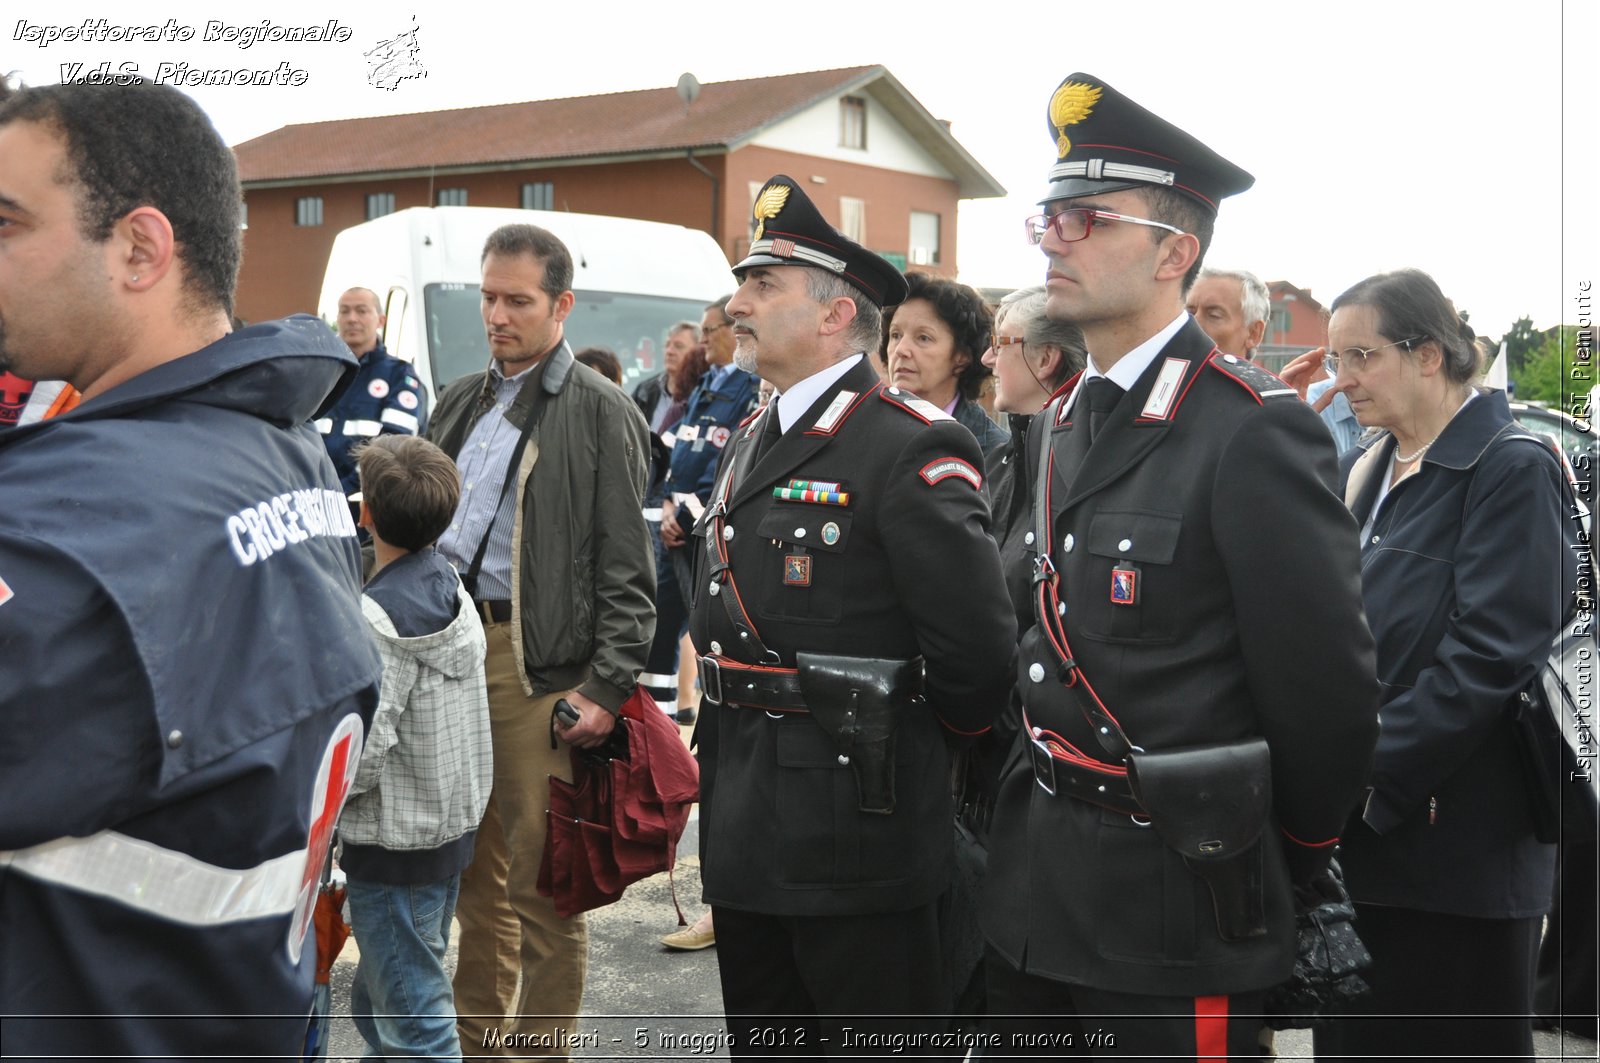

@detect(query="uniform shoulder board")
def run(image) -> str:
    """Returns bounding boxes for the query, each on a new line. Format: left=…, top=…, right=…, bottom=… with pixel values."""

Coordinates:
left=880, top=386, right=954, bottom=423
left=1206, top=353, right=1299, bottom=405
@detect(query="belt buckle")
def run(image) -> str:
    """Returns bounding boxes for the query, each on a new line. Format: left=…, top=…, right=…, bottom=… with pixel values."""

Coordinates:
left=1029, top=737, right=1058, bottom=797
left=699, top=656, right=724, bottom=705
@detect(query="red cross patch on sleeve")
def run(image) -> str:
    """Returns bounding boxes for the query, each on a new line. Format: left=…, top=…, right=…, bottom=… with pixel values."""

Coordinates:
left=0, top=572, right=13, bottom=609
left=919, top=457, right=982, bottom=490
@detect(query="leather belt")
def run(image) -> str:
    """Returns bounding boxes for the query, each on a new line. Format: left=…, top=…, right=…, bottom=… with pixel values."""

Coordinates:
left=697, top=655, right=810, bottom=714
left=477, top=599, right=513, bottom=624
left=1029, top=737, right=1144, bottom=818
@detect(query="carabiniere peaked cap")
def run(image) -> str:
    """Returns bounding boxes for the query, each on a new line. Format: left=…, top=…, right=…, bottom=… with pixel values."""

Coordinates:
left=733, top=175, right=910, bottom=309
left=1042, top=74, right=1254, bottom=213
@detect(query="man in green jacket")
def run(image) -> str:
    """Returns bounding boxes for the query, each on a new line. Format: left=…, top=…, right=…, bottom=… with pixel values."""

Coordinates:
left=428, top=223, right=655, bottom=1059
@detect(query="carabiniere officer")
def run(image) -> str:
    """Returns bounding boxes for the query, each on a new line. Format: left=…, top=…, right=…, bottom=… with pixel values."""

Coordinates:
left=688, top=175, right=1016, bottom=1057
left=979, top=74, right=1380, bottom=1057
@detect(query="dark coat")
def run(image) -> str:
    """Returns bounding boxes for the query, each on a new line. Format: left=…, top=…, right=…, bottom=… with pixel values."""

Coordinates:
left=1335, top=389, right=1568, bottom=918
left=429, top=345, right=656, bottom=711
left=982, top=320, right=1380, bottom=997
left=0, top=318, right=381, bottom=1056
left=689, top=358, right=1016, bottom=917
left=952, top=394, right=1011, bottom=472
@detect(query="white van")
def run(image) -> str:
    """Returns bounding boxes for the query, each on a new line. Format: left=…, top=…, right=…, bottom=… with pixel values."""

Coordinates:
left=316, top=206, right=734, bottom=400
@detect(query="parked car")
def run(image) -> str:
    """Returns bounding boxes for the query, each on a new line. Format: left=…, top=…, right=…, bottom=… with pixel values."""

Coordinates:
left=1510, top=400, right=1597, bottom=512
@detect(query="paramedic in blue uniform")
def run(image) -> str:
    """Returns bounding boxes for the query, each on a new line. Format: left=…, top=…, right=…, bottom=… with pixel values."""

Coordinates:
left=0, top=81, right=381, bottom=1058
left=688, top=175, right=1016, bottom=1057
left=318, top=285, right=429, bottom=500
left=647, top=295, right=761, bottom=723
left=979, top=75, right=1380, bottom=1058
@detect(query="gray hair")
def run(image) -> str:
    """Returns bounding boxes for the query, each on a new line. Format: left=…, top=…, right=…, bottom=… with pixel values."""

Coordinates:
left=1197, top=267, right=1271, bottom=329
left=997, top=285, right=1086, bottom=388
left=669, top=320, right=701, bottom=341
left=804, top=269, right=883, bottom=356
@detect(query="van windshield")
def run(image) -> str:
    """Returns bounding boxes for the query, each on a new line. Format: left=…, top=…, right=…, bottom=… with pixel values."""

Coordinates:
left=424, top=284, right=712, bottom=394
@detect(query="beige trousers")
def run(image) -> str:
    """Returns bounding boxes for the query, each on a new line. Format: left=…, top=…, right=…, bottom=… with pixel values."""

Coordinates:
left=453, top=618, right=587, bottom=1060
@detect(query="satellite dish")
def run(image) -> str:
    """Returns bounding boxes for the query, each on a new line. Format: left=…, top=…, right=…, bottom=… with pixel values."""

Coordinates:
left=676, top=73, right=701, bottom=106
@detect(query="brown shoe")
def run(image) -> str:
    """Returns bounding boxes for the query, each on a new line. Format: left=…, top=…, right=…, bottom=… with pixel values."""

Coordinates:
left=660, top=922, right=716, bottom=951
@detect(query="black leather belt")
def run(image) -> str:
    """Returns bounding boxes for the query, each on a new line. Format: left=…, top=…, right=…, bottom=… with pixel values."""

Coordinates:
left=697, top=656, right=810, bottom=714
left=477, top=599, right=513, bottom=624
left=1029, top=737, right=1144, bottom=817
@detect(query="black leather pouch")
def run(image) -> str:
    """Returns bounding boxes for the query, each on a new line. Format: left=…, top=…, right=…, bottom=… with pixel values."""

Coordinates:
left=1126, top=737, right=1272, bottom=941
left=796, top=652, right=923, bottom=815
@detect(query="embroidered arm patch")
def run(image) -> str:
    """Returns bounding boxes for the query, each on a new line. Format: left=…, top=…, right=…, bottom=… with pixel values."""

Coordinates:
left=920, top=457, right=982, bottom=490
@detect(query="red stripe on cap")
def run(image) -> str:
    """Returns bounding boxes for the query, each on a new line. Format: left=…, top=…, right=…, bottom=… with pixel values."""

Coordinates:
left=1194, top=995, right=1229, bottom=1059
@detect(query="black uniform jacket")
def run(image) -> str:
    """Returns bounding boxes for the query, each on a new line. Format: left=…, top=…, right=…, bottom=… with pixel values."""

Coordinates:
left=982, top=320, right=1380, bottom=997
left=690, top=357, right=1017, bottom=917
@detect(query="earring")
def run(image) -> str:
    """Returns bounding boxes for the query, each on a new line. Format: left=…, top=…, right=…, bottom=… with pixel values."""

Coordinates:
left=131, top=275, right=140, bottom=282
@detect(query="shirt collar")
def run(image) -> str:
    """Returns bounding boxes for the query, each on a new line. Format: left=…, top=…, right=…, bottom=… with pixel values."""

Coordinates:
left=775, top=354, right=863, bottom=433
left=1084, top=311, right=1190, bottom=390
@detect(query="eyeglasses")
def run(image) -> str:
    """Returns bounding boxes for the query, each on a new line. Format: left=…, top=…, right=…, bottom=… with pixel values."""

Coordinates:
left=703, top=322, right=730, bottom=335
left=1025, top=209, right=1187, bottom=247
left=989, top=332, right=1027, bottom=353
left=1324, top=337, right=1423, bottom=375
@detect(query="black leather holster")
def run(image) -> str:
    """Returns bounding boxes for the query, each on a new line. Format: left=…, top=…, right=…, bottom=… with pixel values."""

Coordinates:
left=1126, top=737, right=1272, bottom=941
left=795, top=652, right=924, bottom=815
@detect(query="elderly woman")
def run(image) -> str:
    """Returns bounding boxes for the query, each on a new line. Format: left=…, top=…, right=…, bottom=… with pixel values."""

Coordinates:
left=879, top=272, right=1009, bottom=465
left=1313, top=269, right=1573, bottom=1061
left=980, top=285, right=1086, bottom=629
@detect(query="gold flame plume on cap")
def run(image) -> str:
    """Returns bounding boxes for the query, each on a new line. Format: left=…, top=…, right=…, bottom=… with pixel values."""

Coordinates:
left=1050, top=81, right=1103, bottom=157
left=752, top=183, right=791, bottom=242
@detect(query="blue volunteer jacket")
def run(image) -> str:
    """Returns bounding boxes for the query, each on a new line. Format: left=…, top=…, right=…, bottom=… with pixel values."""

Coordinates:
left=0, top=317, right=382, bottom=1057
left=661, top=364, right=760, bottom=523
left=316, top=339, right=429, bottom=497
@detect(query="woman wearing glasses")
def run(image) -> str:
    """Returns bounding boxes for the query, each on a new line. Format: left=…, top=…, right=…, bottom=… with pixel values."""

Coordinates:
left=878, top=272, right=1010, bottom=467
left=1313, top=269, right=1571, bottom=1061
left=980, top=286, right=1086, bottom=630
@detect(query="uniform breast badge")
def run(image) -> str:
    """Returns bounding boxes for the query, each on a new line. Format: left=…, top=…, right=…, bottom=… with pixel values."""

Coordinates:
left=784, top=553, right=813, bottom=586
left=1110, top=565, right=1139, bottom=605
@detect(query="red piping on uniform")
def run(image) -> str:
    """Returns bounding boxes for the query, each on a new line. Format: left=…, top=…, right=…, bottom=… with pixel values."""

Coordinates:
left=1207, top=355, right=1267, bottom=405
left=1194, top=995, right=1229, bottom=1058
left=806, top=382, right=878, bottom=436
left=938, top=717, right=991, bottom=737
left=1280, top=827, right=1340, bottom=848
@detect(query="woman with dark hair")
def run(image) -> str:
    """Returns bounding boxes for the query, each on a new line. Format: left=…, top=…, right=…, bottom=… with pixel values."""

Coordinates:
left=1313, top=269, right=1573, bottom=1061
left=574, top=346, right=622, bottom=386
left=879, top=273, right=1009, bottom=465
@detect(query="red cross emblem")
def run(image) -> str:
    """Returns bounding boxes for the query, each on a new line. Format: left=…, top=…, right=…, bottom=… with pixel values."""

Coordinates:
left=288, top=712, right=364, bottom=962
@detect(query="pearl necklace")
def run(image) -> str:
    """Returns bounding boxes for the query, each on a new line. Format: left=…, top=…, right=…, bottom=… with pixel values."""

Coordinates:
left=1393, top=437, right=1436, bottom=464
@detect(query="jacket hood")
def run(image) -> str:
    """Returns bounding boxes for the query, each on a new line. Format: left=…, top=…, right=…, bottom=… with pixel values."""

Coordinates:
left=29, top=315, right=357, bottom=433
left=365, top=588, right=485, bottom=680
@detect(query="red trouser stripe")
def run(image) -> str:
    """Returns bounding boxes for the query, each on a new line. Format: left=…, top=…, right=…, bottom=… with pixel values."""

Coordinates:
left=1193, top=994, right=1229, bottom=1059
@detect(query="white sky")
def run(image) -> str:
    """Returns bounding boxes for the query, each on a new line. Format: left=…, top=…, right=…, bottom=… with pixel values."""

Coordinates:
left=10, top=0, right=1595, bottom=340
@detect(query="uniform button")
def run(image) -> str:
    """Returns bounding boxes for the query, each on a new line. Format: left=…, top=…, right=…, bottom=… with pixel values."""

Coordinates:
left=739, top=631, right=750, bottom=640
left=166, top=730, right=184, bottom=749
left=1370, top=535, right=1381, bottom=545
left=1223, top=354, right=1239, bottom=363
left=1028, top=663, right=1045, bottom=683
left=1058, top=602, right=1067, bottom=616
left=709, top=582, right=721, bottom=596
left=889, top=386, right=902, bottom=395
left=794, top=527, right=806, bottom=538
left=723, top=526, right=735, bottom=541
left=710, top=640, right=723, bottom=655
left=1118, top=538, right=1132, bottom=552
left=1024, top=532, right=1035, bottom=546
left=1064, top=534, right=1075, bottom=553
left=837, top=754, right=851, bottom=766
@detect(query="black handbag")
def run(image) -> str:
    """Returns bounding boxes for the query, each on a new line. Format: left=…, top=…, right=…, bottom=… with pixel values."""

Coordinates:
left=1263, top=858, right=1373, bottom=1029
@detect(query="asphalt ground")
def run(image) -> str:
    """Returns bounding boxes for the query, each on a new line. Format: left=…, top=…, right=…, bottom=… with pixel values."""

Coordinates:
left=321, top=714, right=1598, bottom=1061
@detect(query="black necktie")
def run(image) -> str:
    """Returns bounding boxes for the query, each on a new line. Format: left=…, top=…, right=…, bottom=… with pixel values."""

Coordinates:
left=753, top=405, right=782, bottom=462
left=1083, top=377, right=1123, bottom=442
